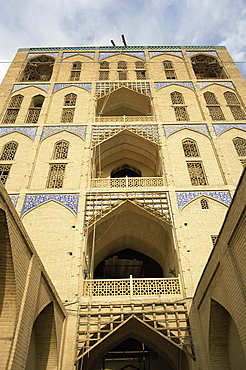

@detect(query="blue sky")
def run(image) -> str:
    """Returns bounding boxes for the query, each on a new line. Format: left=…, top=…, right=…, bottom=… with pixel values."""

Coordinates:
left=0, top=0, right=246, bottom=81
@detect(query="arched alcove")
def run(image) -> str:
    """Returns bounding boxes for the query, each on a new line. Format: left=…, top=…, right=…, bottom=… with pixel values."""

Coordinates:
left=21, top=56, right=55, bottom=82
left=87, top=200, right=178, bottom=279
left=26, top=302, right=58, bottom=370
left=191, top=54, right=227, bottom=79
left=111, top=164, right=142, bottom=178
left=96, top=87, right=152, bottom=116
left=93, top=129, right=162, bottom=178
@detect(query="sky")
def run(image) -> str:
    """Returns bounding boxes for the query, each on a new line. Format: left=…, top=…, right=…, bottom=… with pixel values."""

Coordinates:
left=0, top=0, right=246, bottom=81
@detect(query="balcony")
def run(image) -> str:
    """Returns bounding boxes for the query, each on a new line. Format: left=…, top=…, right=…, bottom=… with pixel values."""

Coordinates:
left=90, top=177, right=164, bottom=189
left=95, top=115, right=154, bottom=122
left=83, top=276, right=182, bottom=297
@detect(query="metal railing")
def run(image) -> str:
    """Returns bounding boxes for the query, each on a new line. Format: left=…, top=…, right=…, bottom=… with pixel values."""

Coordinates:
left=90, top=177, right=164, bottom=188
left=83, top=276, right=182, bottom=297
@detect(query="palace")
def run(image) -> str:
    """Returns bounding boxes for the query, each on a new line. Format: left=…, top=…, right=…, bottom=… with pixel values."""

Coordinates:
left=0, top=45, right=246, bottom=369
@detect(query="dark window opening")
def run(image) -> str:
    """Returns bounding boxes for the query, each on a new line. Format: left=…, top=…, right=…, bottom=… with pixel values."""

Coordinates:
left=111, top=164, right=142, bottom=178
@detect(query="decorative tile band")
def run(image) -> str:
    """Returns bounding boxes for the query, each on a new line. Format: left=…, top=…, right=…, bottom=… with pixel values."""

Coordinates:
left=98, top=51, right=145, bottom=61
left=213, top=124, right=246, bottom=136
left=186, top=51, right=218, bottom=58
left=19, top=46, right=226, bottom=52
left=149, top=51, right=183, bottom=59
left=22, top=194, right=80, bottom=215
left=53, top=83, right=92, bottom=93
left=197, top=81, right=235, bottom=90
left=176, top=191, right=231, bottom=209
left=163, top=124, right=210, bottom=138
left=26, top=52, right=59, bottom=60
left=155, top=82, right=195, bottom=90
left=12, top=84, right=50, bottom=93
left=0, top=127, right=38, bottom=140
left=41, top=126, right=87, bottom=141
left=9, top=195, right=19, bottom=207
left=62, top=52, right=95, bottom=60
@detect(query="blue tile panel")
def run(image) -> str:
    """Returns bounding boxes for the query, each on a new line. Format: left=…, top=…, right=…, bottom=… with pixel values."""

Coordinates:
left=62, top=52, right=95, bottom=60
left=22, top=194, right=80, bottom=215
left=12, top=84, right=50, bottom=93
left=155, top=82, right=195, bottom=90
left=186, top=51, right=219, bottom=58
left=213, top=124, right=246, bottom=136
left=197, top=81, right=235, bottom=90
left=0, top=127, right=38, bottom=140
left=53, top=83, right=92, bottom=93
left=176, top=191, right=231, bottom=209
left=98, top=51, right=145, bottom=61
left=9, top=195, right=19, bottom=207
left=163, top=125, right=210, bottom=138
left=26, top=52, right=59, bottom=59
left=41, top=126, right=87, bottom=141
left=148, top=51, right=183, bottom=59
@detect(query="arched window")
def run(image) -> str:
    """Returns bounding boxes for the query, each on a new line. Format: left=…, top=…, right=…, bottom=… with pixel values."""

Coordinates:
left=191, top=54, right=226, bottom=79
left=61, top=93, right=77, bottom=123
left=25, top=95, right=45, bottom=123
left=118, top=61, right=127, bottom=69
left=163, top=60, right=176, bottom=79
left=201, top=198, right=209, bottom=209
left=21, top=56, right=55, bottom=81
left=99, top=61, right=109, bottom=80
left=70, top=61, right=82, bottom=81
left=203, top=91, right=225, bottom=121
left=0, top=141, right=18, bottom=160
left=170, top=92, right=189, bottom=121
left=53, top=141, right=69, bottom=159
left=232, top=137, right=246, bottom=156
left=224, top=92, right=246, bottom=120
left=182, top=139, right=199, bottom=157
left=2, top=94, right=24, bottom=124
left=135, top=61, right=146, bottom=80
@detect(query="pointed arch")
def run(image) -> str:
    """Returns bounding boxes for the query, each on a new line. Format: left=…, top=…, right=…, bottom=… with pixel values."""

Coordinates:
left=203, top=91, right=225, bottom=121
left=21, top=55, right=55, bottom=82
left=25, top=94, right=45, bottom=124
left=224, top=91, right=246, bottom=120
left=182, top=138, right=199, bottom=157
left=2, top=94, right=24, bottom=124
left=0, top=141, right=18, bottom=160
left=191, top=54, right=227, bottom=79
left=170, top=91, right=189, bottom=121
left=232, top=137, right=246, bottom=156
left=52, top=140, right=69, bottom=159
left=163, top=60, right=177, bottom=79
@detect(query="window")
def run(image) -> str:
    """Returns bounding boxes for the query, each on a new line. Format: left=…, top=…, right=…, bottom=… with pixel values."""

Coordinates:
left=232, top=137, right=246, bottom=156
left=211, top=235, right=218, bottom=246
left=99, top=61, right=109, bottom=80
left=135, top=61, right=146, bottom=80
left=201, top=198, right=209, bottom=209
left=21, top=56, right=54, bottom=81
left=70, top=61, right=82, bottom=81
left=25, top=95, right=45, bottom=123
left=118, top=61, right=127, bottom=69
left=182, top=139, right=199, bottom=157
left=46, top=164, right=66, bottom=188
left=203, top=91, right=225, bottom=121
left=0, top=165, right=11, bottom=184
left=171, top=92, right=189, bottom=121
left=2, top=95, right=24, bottom=124
left=163, top=60, right=176, bottom=79
left=191, top=54, right=226, bottom=79
left=61, top=93, right=77, bottom=123
left=0, top=142, right=18, bottom=160
left=187, top=161, right=207, bottom=185
left=53, top=141, right=69, bottom=159
left=224, top=92, right=246, bottom=120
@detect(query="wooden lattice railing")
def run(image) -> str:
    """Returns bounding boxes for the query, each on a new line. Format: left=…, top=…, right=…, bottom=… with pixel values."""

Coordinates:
left=90, top=177, right=164, bottom=188
left=95, top=115, right=154, bottom=122
left=83, top=276, right=182, bottom=297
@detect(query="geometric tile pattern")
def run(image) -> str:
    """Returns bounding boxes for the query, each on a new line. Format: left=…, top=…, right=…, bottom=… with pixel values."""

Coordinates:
left=98, top=51, right=145, bottom=61
left=163, top=124, right=210, bottom=138
left=155, top=82, right=195, bottom=90
left=26, top=52, right=59, bottom=59
left=148, top=51, right=183, bottom=59
left=53, top=83, right=92, bottom=93
left=62, top=52, right=95, bottom=60
left=40, top=126, right=87, bottom=141
left=197, top=81, right=235, bottom=90
left=0, top=127, right=38, bottom=140
left=12, top=84, right=50, bottom=93
left=213, top=123, right=246, bottom=136
left=176, top=191, right=231, bottom=209
left=22, top=193, right=80, bottom=215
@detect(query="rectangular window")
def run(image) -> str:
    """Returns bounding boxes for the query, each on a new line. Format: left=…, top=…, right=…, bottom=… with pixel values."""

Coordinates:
left=0, top=164, right=11, bottom=184
left=174, top=106, right=189, bottom=121
left=118, top=72, right=127, bottom=80
left=2, top=110, right=19, bottom=124
left=165, top=70, right=176, bottom=79
left=136, top=70, right=146, bottom=80
left=61, top=108, right=75, bottom=123
left=46, top=164, right=66, bottom=188
left=25, top=108, right=41, bottom=123
left=99, top=71, right=109, bottom=80
left=207, top=106, right=225, bottom=121
left=187, top=161, right=207, bottom=185
left=70, top=71, right=81, bottom=81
